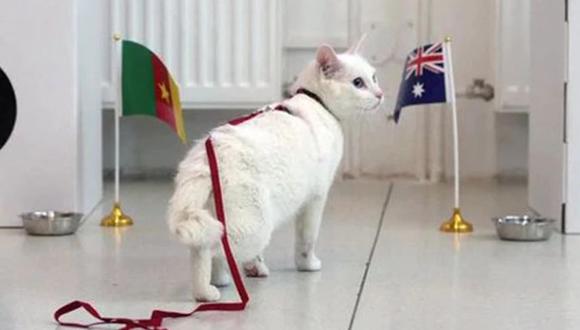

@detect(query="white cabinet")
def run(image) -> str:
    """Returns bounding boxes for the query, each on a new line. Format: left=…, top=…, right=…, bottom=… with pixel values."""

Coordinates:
left=0, top=0, right=103, bottom=226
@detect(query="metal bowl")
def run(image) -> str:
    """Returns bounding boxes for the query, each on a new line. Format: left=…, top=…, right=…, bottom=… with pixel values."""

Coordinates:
left=20, top=211, right=83, bottom=236
left=492, top=215, right=555, bottom=241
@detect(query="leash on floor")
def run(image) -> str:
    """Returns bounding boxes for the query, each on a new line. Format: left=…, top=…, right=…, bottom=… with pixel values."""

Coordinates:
left=54, top=138, right=248, bottom=330
left=54, top=137, right=248, bottom=330
left=52, top=105, right=297, bottom=329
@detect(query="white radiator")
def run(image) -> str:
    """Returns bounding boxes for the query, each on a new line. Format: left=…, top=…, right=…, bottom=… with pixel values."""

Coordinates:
left=102, top=0, right=282, bottom=109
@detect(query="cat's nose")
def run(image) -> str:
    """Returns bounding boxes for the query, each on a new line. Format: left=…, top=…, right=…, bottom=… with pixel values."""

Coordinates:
left=375, top=90, right=384, bottom=99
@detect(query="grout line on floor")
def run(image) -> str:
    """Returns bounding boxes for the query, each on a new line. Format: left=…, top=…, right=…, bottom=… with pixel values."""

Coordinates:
left=80, top=196, right=106, bottom=227
left=347, top=182, right=394, bottom=330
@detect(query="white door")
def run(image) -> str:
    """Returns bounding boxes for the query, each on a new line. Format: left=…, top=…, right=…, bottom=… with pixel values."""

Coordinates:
left=528, top=0, right=566, bottom=231
left=566, top=0, right=580, bottom=233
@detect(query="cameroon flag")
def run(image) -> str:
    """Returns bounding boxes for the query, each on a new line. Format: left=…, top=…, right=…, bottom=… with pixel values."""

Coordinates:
left=121, top=40, right=187, bottom=143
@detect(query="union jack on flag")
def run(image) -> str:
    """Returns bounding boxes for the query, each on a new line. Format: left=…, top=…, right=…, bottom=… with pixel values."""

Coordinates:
left=394, top=42, right=450, bottom=123
left=405, top=43, right=445, bottom=79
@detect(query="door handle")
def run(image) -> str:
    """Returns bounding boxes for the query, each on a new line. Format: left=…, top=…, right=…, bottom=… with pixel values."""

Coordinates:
left=458, top=78, right=495, bottom=101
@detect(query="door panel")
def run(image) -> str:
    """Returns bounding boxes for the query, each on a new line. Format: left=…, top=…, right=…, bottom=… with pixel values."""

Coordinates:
left=528, top=0, right=565, bottom=230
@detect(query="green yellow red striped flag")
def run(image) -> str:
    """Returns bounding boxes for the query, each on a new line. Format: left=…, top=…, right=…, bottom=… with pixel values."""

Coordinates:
left=121, top=40, right=187, bottom=143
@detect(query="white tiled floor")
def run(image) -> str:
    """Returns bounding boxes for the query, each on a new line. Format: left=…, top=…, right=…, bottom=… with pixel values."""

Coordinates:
left=2, top=180, right=580, bottom=330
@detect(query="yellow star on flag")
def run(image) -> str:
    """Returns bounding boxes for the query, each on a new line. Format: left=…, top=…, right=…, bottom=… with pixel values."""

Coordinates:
left=158, top=82, right=170, bottom=103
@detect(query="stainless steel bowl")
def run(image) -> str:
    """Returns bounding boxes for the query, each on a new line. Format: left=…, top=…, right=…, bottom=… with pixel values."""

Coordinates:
left=492, top=215, right=555, bottom=241
left=20, top=211, right=83, bottom=236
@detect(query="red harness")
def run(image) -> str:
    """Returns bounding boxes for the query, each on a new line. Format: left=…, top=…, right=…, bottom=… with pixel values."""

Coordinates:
left=54, top=105, right=291, bottom=330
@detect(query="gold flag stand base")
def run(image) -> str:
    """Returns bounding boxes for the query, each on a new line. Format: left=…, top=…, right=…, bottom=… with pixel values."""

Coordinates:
left=439, top=208, right=473, bottom=233
left=100, top=202, right=133, bottom=227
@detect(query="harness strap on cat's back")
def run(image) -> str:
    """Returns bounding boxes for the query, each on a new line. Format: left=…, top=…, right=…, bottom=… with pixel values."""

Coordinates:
left=227, top=104, right=291, bottom=126
left=52, top=109, right=301, bottom=329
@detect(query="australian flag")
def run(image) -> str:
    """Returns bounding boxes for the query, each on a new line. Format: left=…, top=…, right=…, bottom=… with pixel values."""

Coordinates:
left=393, top=43, right=448, bottom=123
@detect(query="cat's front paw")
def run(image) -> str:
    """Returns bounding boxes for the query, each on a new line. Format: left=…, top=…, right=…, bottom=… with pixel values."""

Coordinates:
left=193, top=285, right=221, bottom=302
left=295, top=253, right=322, bottom=272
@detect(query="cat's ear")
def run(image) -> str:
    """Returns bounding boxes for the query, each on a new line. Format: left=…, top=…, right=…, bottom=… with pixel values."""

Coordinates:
left=347, top=33, right=368, bottom=54
left=316, top=44, right=341, bottom=78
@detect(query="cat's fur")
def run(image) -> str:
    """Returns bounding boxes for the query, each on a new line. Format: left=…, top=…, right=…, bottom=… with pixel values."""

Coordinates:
left=167, top=42, right=383, bottom=301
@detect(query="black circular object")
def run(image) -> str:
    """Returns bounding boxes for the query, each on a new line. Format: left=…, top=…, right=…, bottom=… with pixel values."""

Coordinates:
left=0, top=66, right=16, bottom=151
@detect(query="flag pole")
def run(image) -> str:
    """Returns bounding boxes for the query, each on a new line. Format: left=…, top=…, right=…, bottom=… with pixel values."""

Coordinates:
left=101, top=33, right=133, bottom=227
left=114, top=33, right=120, bottom=205
left=439, top=36, right=473, bottom=233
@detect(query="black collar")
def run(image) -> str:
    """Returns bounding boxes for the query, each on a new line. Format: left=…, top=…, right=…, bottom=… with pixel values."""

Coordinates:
left=295, top=88, right=340, bottom=122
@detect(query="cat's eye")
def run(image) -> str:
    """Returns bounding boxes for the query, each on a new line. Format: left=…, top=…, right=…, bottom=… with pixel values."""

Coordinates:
left=352, top=77, right=366, bottom=89
left=372, top=74, right=377, bottom=83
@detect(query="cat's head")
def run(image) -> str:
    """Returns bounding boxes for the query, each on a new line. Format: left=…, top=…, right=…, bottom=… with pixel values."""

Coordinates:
left=290, top=39, right=383, bottom=118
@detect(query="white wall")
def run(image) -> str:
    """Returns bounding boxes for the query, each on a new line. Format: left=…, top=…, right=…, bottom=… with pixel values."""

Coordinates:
left=293, top=0, right=527, bottom=180
left=103, top=0, right=529, bottom=182
left=433, top=0, right=497, bottom=180
left=356, top=0, right=422, bottom=179
left=102, top=109, right=247, bottom=177
left=77, top=0, right=105, bottom=211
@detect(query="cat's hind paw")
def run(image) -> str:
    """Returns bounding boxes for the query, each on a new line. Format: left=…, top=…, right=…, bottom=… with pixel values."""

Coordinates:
left=243, top=257, right=270, bottom=277
left=295, top=253, right=322, bottom=272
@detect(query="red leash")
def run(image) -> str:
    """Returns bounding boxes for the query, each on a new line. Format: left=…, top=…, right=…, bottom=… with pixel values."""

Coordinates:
left=54, top=106, right=291, bottom=329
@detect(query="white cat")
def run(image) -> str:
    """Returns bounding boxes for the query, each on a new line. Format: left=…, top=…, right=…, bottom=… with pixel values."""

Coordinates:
left=167, top=41, right=383, bottom=302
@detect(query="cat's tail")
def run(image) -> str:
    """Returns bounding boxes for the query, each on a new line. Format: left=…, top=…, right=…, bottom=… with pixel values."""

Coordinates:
left=167, top=172, right=223, bottom=247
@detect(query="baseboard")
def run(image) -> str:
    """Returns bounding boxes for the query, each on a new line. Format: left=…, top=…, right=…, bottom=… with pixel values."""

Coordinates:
left=103, top=168, right=175, bottom=181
